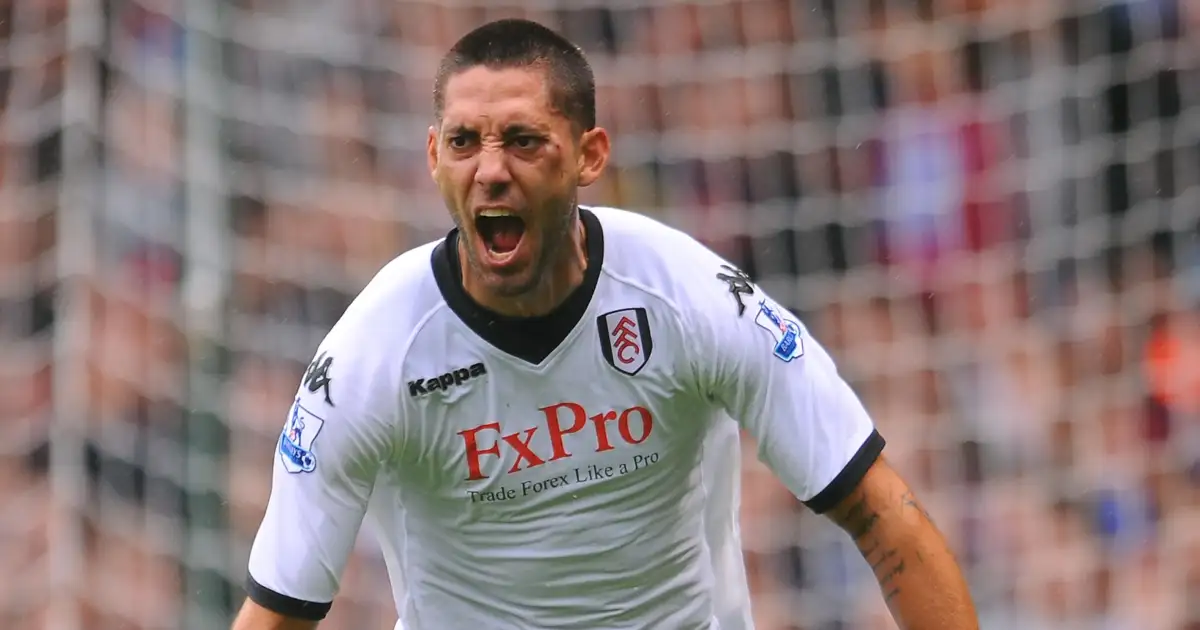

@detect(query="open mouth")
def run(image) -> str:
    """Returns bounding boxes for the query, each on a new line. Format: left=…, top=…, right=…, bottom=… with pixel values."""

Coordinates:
left=475, top=211, right=526, bottom=257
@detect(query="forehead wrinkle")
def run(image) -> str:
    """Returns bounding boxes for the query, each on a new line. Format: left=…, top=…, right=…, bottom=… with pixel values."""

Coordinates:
left=440, top=67, right=559, bottom=125
left=441, top=104, right=557, bottom=137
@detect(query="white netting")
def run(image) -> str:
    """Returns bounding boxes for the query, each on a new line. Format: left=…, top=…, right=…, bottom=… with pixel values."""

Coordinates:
left=4, top=0, right=1200, bottom=628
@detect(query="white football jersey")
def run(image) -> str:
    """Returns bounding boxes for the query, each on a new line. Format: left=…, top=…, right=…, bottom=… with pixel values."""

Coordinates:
left=246, top=207, right=884, bottom=629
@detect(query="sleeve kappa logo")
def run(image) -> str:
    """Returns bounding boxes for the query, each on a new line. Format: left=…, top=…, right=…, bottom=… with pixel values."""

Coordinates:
left=302, top=351, right=335, bottom=406
left=716, top=264, right=754, bottom=317
left=597, top=307, right=653, bottom=376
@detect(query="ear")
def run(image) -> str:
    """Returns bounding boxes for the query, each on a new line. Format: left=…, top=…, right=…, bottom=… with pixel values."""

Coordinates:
left=426, top=125, right=439, bottom=182
left=576, top=126, right=610, bottom=188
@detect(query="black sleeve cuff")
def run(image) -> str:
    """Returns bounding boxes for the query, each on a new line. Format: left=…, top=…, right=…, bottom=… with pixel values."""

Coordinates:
left=246, top=574, right=333, bottom=621
left=803, top=429, right=886, bottom=514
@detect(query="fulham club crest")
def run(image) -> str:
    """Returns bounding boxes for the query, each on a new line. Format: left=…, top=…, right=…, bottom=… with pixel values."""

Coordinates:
left=597, top=307, right=653, bottom=376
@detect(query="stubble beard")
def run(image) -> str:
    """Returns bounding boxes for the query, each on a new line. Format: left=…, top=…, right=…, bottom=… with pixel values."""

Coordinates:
left=491, top=198, right=577, bottom=299
left=457, top=197, right=579, bottom=302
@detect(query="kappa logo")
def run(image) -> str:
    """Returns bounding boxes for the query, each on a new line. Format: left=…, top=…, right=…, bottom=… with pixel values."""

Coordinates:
left=716, top=264, right=755, bottom=316
left=303, top=351, right=334, bottom=406
left=754, top=299, right=805, bottom=362
left=409, top=362, right=487, bottom=397
left=597, top=308, right=653, bottom=376
left=279, top=398, right=325, bottom=474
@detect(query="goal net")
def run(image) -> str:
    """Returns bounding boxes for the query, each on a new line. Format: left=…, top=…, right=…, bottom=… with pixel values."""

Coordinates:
left=3, top=0, right=1200, bottom=628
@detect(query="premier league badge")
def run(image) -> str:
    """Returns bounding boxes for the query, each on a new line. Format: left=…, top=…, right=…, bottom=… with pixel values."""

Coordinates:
left=279, top=398, right=325, bottom=473
left=754, top=300, right=805, bottom=362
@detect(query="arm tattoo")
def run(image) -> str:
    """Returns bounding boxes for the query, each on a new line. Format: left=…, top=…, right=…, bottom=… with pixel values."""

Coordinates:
left=832, top=490, right=915, bottom=604
left=901, top=490, right=935, bottom=524
left=837, top=496, right=880, bottom=542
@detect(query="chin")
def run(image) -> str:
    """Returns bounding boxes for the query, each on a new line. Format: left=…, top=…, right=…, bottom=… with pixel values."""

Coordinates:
left=483, top=270, right=542, bottom=300
left=462, top=252, right=535, bottom=294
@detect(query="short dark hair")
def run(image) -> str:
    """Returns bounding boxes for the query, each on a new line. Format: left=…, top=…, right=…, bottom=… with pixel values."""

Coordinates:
left=433, top=19, right=596, bottom=132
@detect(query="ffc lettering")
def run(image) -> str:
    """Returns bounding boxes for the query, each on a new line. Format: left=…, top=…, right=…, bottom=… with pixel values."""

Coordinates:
left=612, top=317, right=640, bottom=364
left=597, top=308, right=653, bottom=376
left=458, top=402, right=655, bottom=481
left=716, top=264, right=755, bottom=316
left=303, top=351, right=335, bottom=406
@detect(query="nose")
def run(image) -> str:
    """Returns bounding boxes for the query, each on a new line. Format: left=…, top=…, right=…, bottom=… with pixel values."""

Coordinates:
left=474, top=145, right=511, bottom=197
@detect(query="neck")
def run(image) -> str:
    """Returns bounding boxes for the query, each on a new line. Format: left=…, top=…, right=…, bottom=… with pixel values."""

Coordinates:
left=460, top=216, right=588, bottom=318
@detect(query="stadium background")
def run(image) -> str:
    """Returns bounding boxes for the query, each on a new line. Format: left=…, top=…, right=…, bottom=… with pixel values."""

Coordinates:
left=2, top=0, right=1200, bottom=628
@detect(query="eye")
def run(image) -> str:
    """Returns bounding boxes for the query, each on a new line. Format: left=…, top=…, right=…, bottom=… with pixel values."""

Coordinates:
left=509, top=135, right=543, bottom=150
left=448, top=135, right=472, bottom=149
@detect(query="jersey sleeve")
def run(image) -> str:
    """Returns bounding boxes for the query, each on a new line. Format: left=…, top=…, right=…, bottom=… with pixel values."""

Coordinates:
left=695, top=264, right=884, bottom=514
left=245, top=340, right=397, bottom=620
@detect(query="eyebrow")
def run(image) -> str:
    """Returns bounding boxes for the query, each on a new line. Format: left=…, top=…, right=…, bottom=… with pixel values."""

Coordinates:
left=445, top=123, right=549, bottom=136
left=500, top=124, right=547, bottom=137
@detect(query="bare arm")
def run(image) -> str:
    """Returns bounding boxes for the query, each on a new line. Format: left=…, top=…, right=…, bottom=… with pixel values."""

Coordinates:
left=825, top=457, right=978, bottom=630
left=231, top=598, right=318, bottom=630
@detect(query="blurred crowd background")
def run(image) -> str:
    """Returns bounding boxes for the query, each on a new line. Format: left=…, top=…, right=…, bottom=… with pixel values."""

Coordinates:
left=2, top=0, right=1200, bottom=628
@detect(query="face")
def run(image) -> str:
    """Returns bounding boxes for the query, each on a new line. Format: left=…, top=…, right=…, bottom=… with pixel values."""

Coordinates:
left=428, top=65, right=609, bottom=297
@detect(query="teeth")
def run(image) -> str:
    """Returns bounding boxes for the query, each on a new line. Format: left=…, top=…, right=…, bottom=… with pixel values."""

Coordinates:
left=479, top=209, right=514, bottom=218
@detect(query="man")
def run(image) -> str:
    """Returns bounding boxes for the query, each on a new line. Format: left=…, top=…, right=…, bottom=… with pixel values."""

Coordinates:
left=233, top=18, right=979, bottom=630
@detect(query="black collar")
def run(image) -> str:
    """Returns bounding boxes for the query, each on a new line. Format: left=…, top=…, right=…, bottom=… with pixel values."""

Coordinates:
left=431, top=208, right=605, bottom=365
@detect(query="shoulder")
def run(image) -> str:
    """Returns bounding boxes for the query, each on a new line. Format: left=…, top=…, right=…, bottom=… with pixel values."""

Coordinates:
left=305, top=239, right=447, bottom=409
left=589, top=206, right=747, bottom=322
left=588, top=205, right=709, bottom=262
left=327, top=239, right=445, bottom=345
